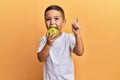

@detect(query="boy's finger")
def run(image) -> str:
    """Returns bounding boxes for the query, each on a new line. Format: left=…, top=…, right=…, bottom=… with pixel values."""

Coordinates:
left=76, top=18, right=78, bottom=23
left=76, top=18, right=80, bottom=25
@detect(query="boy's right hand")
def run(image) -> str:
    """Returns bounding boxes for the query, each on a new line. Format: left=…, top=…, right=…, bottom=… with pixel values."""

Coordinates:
left=46, top=31, right=57, bottom=46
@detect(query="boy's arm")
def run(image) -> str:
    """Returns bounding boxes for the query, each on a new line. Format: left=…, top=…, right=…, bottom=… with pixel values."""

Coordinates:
left=73, top=34, right=84, bottom=56
left=72, top=19, right=84, bottom=56
left=37, top=32, right=58, bottom=62
left=37, top=44, right=51, bottom=62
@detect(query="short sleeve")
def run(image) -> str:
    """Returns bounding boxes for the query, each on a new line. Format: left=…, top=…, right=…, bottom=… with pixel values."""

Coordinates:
left=69, top=34, right=76, bottom=52
left=37, top=36, right=46, bottom=52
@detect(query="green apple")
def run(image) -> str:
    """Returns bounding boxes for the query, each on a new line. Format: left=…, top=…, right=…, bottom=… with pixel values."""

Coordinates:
left=48, top=27, right=59, bottom=36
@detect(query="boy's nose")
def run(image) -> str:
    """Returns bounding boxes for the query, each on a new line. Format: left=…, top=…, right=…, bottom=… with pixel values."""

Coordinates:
left=50, top=19, right=55, bottom=25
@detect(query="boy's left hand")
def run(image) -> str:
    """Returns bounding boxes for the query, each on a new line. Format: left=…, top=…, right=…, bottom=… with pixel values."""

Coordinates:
left=72, top=19, right=80, bottom=35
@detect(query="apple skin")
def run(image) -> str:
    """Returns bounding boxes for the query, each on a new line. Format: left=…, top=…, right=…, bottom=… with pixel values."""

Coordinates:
left=48, top=27, right=59, bottom=36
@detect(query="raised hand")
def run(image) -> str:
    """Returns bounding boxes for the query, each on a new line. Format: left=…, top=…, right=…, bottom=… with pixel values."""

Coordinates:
left=72, top=18, right=81, bottom=35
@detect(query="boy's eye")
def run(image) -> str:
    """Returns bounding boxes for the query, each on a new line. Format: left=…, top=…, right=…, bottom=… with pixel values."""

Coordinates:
left=55, top=18, right=59, bottom=20
left=46, top=18, right=50, bottom=21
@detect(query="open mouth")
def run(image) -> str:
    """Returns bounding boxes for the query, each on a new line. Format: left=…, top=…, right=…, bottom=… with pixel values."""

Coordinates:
left=49, top=26, right=58, bottom=29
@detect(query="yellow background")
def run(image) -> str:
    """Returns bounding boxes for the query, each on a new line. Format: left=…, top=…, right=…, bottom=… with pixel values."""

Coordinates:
left=0, top=0, right=120, bottom=80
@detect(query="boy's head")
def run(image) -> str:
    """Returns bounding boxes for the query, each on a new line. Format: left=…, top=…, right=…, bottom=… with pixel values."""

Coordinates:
left=44, top=5, right=65, bottom=20
left=44, top=5, right=66, bottom=34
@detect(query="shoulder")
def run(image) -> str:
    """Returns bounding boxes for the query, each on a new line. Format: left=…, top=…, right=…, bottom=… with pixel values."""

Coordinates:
left=40, top=36, right=47, bottom=43
left=41, top=36, right=46, bottom=40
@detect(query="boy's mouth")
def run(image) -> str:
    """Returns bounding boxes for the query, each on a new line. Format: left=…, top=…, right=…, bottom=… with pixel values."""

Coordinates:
left=49, top=26, right=58, bottom=29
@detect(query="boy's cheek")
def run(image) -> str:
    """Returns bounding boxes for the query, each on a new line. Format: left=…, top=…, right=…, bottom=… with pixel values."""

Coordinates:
left=45, top=25, right=49, bottom=30
left=45, top=24, right=50, bottom=29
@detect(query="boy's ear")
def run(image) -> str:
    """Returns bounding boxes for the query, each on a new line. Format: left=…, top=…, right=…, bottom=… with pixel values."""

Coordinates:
left=62, top=19, right=66, bottom=26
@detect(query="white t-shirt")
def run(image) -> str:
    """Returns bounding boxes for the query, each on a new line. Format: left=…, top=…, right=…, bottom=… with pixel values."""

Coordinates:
left=38, top=32, right=76, bottom=80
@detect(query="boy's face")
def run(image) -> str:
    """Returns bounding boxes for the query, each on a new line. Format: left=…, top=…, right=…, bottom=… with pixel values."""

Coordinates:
left=45, top=10, right=66, bottom=33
